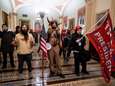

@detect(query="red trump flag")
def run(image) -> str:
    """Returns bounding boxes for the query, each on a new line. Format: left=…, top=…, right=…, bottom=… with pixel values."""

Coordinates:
left=86, top=13, right=112, bottom=83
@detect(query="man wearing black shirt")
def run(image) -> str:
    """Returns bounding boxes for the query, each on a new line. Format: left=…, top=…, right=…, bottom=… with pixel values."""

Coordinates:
left=71, top=26, right=89, bottom=76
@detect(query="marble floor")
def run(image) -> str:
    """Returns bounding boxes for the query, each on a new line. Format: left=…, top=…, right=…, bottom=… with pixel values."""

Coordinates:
left=0, top=47, right=115, bottom=86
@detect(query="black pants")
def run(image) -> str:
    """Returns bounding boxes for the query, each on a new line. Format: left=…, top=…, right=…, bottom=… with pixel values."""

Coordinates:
left=67, top=47, right=72, bottom=58
left=2, top=51, right=14, bottom=67
left=18, top=54, right=32, bottom=73
left=74, top=53, right=87, bottom=74
left=0, top=53, right=2, bottom=66
left=59, top=47, right=69, bottom=62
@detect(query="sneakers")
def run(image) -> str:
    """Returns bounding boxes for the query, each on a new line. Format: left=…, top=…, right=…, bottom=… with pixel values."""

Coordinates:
left=75, top=71, right=89, bottom=76
left=76, top=73, right=80, bottom=76
left=81, top=71, right=90, bottom=75
left=49, top=71, right=55, bottom=77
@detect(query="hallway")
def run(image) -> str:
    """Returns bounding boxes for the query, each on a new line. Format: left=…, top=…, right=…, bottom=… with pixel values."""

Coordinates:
left=0, top=46, right=103, bottom=86
left=0, top=46, right=115, bottom=86
left=0, top=0, right=115, bottom=86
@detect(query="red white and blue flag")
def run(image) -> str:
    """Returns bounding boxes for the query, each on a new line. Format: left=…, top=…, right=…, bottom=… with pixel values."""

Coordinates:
left=39, top=24, right=48, bottom=59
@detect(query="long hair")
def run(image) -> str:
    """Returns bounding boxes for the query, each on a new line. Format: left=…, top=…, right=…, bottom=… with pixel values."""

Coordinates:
left=21, top=25, right=29, bottom=41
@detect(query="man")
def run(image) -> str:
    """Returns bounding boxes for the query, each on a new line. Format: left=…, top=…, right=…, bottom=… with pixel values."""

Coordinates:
left=71, top=26, right=89, bottom=76
left=0, top=24, right=15, bottom=69
left=15, top=26, right=21, bottom=34
left=14, top=24, right=34, bottom=78
left=47, top=21, right=65, bottom=78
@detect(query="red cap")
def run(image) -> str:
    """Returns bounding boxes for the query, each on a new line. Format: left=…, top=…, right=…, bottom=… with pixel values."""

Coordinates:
left=75, top=25, right=82, bottom=31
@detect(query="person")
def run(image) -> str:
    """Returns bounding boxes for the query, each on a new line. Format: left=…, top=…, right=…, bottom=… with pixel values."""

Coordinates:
left=0, top=24, right=15, bottom=69
left=29, top=29, right=38, bottom=44
left=13, top=24, right=34, bottom=78
left=70, top=26, right=89, bottom=76
left=47, top=20, right=65, bottom=78
left=60, top=29, right=72, bottom=63
left=15, top=26, right=21, bottom=34
left=64, top=30, right=72, bottom=62
left=59, top=29, right=67, bottom=63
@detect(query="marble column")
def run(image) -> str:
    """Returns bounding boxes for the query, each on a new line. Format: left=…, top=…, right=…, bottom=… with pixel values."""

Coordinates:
left=84, top=0, right=96, bottom=50
left=8, top=12, right=17, bottom=31
left=85, top=0, right=96, bottom=32
left=0, top=8, right=3, bottom=30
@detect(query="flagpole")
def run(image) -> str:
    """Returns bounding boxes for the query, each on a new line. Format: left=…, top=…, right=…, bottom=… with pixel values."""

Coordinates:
left=42, top=53, right=45, bottom=86
left=85, top=10, right=109, bottom=34
left=40, top=12, right=45, bottom=86
left=76, top=10, right=109, bottom=41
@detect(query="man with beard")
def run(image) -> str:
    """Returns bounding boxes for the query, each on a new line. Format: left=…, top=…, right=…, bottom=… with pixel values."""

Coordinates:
left=13, top=25, right=34, bottom=78
left=0, top=24, right=15, bottom=69
left=47, top=21, right=65, bottom=78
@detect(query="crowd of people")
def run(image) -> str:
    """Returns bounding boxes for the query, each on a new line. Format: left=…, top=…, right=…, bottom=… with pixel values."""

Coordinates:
left=0, top=24, right=35, bottom=78
left=0, top=21, right=91, bottom=79
left=47, top=21, right=90, bottom=77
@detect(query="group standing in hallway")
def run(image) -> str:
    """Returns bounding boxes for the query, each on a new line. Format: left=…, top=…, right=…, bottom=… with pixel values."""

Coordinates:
left=0, top=21, right=90, bottom=79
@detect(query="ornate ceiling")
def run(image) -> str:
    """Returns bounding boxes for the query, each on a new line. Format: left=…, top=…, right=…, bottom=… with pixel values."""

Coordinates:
left=0, top=0, right=85, bottom=19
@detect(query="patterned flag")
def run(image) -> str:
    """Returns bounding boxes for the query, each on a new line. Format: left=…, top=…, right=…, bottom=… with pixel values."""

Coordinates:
left=39, top=24, right=48, bottom=59
left=86, top=12, right=112, bottom=83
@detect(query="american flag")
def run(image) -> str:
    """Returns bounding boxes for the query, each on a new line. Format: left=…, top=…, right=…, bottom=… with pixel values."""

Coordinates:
left=39, top=24, right=48, bottom=58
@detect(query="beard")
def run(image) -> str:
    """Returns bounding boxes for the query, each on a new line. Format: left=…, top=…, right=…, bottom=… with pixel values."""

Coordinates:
left=21, top=29, right=28, bottom=35
left=21, top=29, right=28, bottom=41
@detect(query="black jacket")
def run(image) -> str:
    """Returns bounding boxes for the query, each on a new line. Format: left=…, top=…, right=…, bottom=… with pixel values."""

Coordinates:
left=70, top=32, right=86, bottom=52
left=0, top=31, right=15, bottom=52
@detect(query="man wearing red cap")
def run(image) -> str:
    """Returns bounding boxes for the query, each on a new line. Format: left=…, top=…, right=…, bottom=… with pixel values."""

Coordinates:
left=70, top=26, right=89, bottom=76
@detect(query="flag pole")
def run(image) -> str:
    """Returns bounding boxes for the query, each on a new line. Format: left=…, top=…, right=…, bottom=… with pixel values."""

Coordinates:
left=40, top=12, right=45, bottom=86
left=42, top=52, right=45, bottom=86
left=85, top=10, right=109, bottom=34
left=76, top=10, right=109, bottom=41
